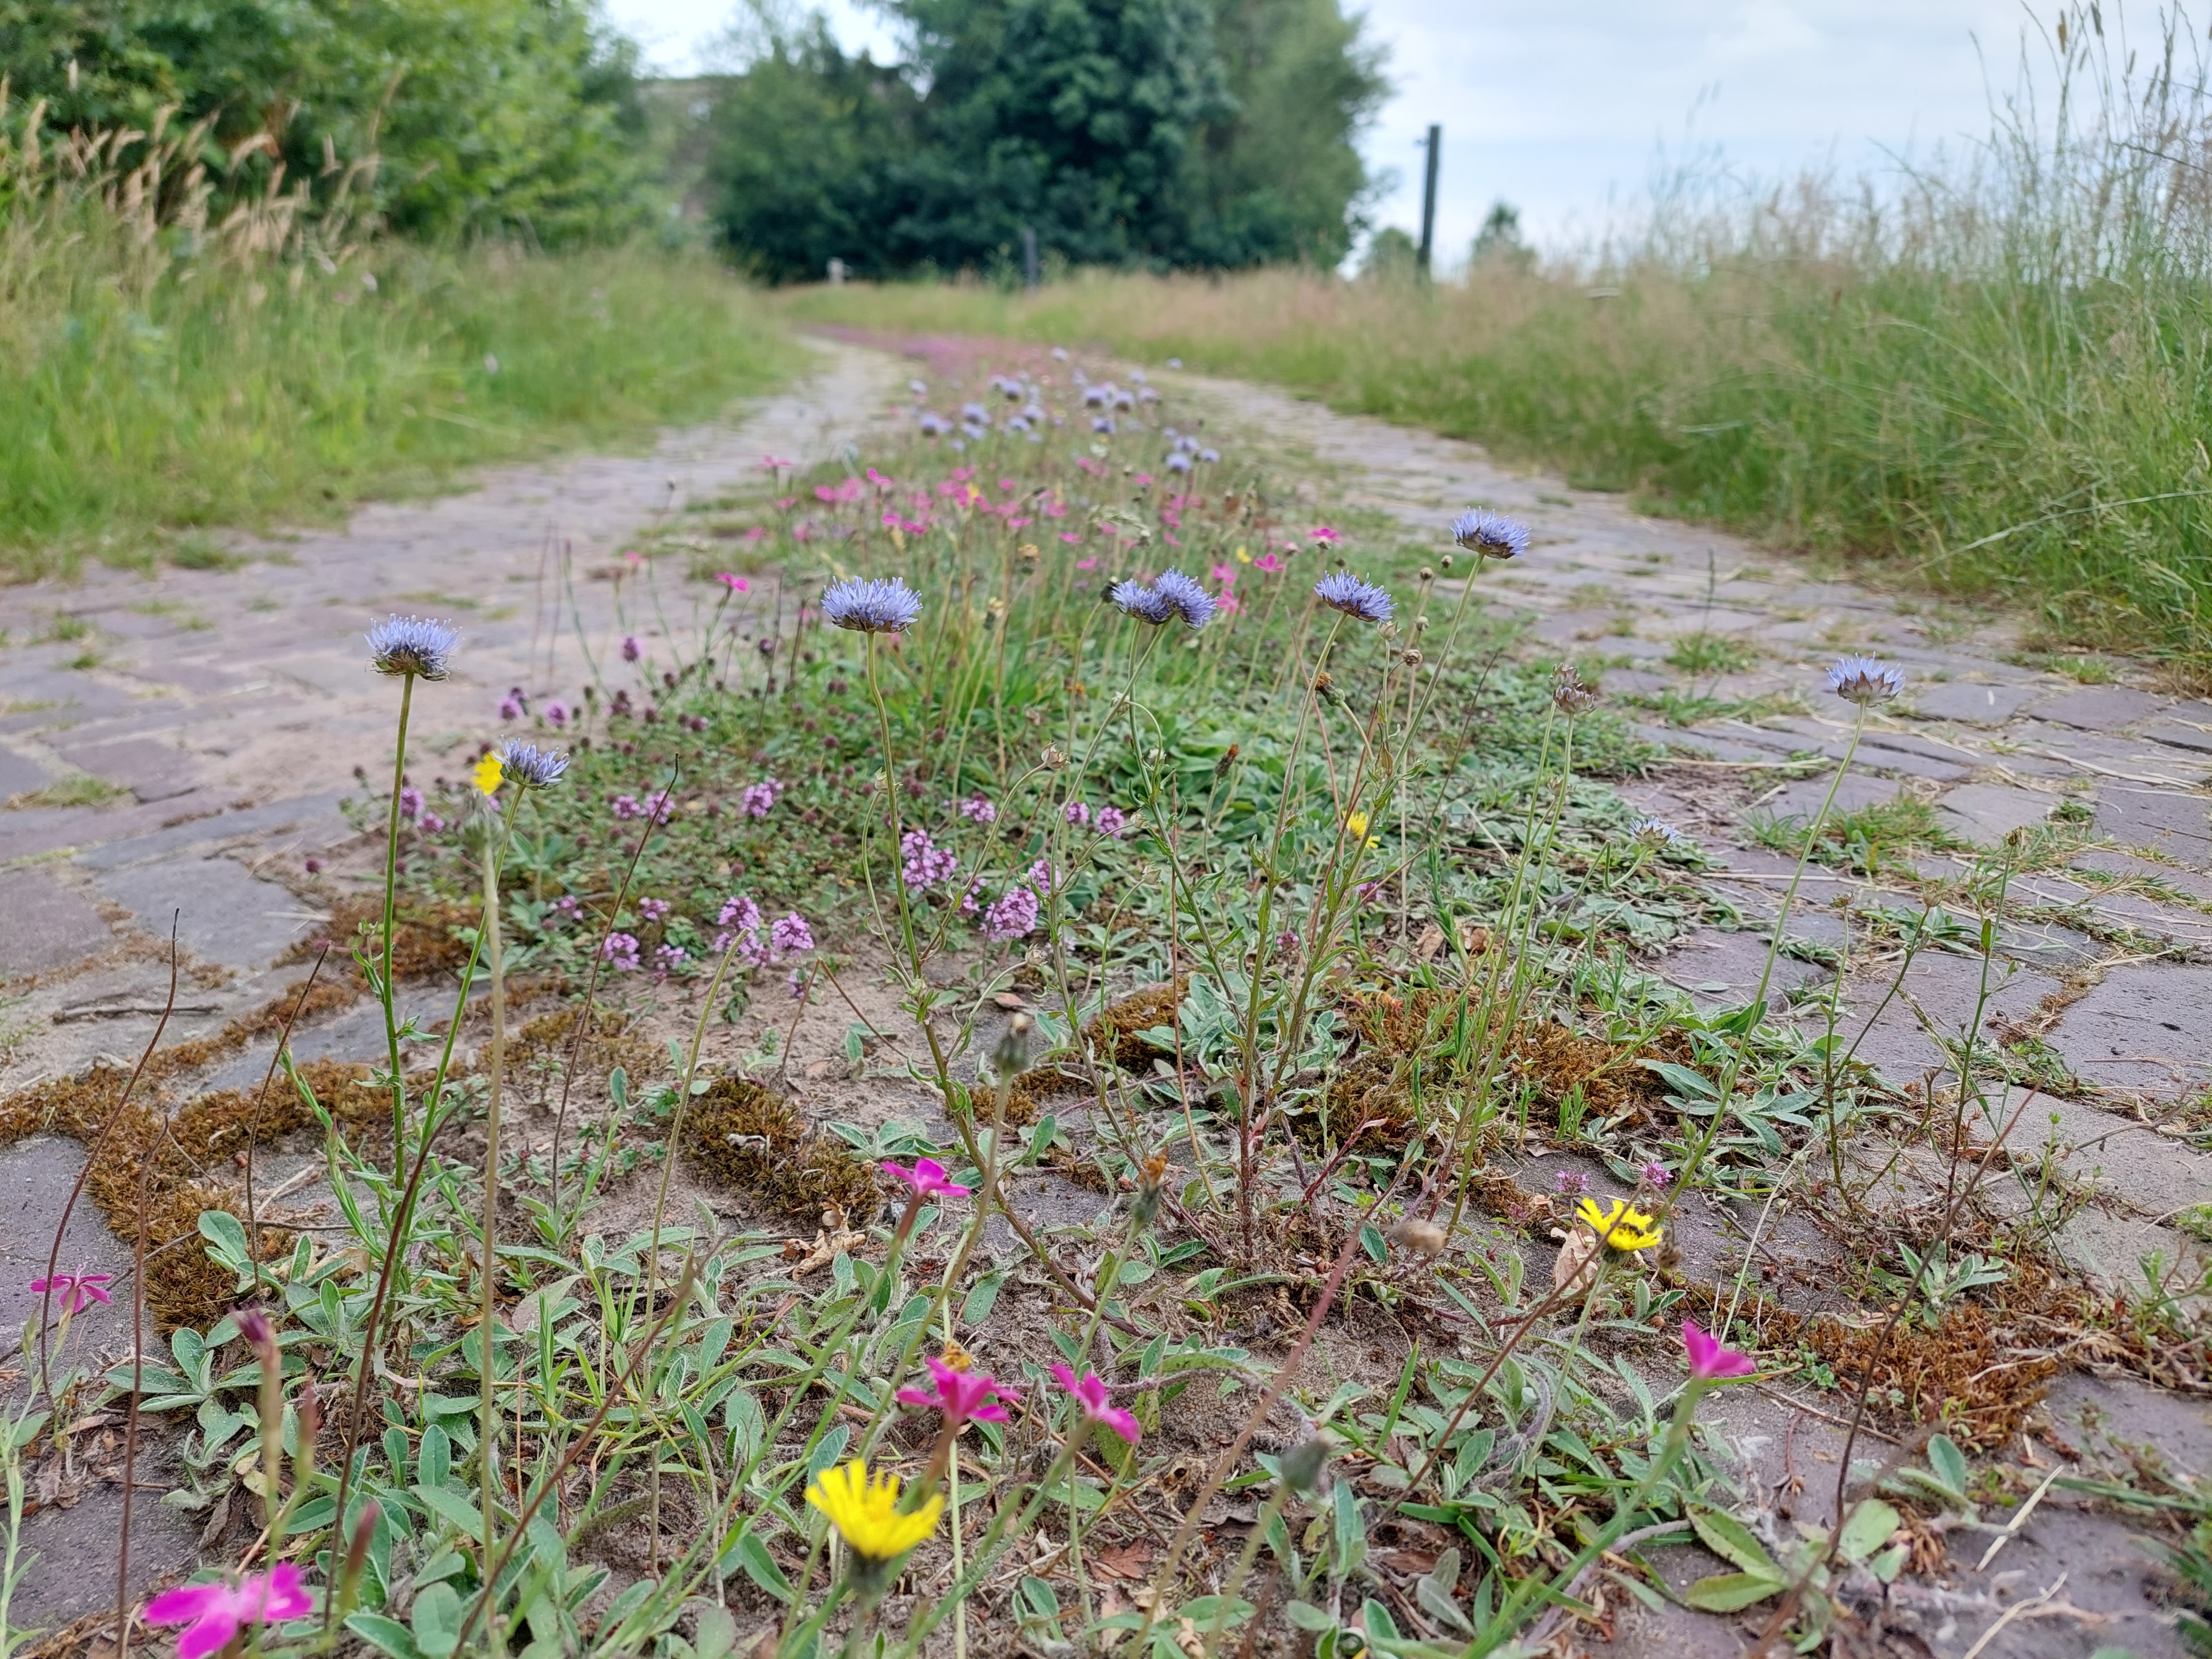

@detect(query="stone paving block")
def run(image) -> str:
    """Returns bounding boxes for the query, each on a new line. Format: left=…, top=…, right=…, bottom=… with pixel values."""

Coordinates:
left=1825, top=956, right=2059, bottom=1087
left=2025, top=685, right=2168, bottom=730
left=1905, top=680, right=2042, bottom=724
left=0, top=747, right=55, bottom=799
left=93, top=853, right=312, bottom=971
left=2077, top=889, right=2212, bottom=951
left=2094, top=786, right=2212, bottom=868
left=2049, top=965, right=2212, bottom=1097
left=1652, top=929, right=1829, bottom=1010
left=75, top=792, right=351, bottom=870
left=53, top=735, right=198, bottom=802
left=0, top=871, right=111, bottom=979
left=2147, top=717, right=2212, bottom=756
left=2070, top=848, right=2212, bottom=903
left=2054, top=1209, right=2208, bottom=1298
left=1757, top=771, right=1907, bottom=822
left=1934, top=781, right=2059, bottom=844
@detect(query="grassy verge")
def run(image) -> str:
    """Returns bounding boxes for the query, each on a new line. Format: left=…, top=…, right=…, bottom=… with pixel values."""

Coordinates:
left=1, top=232, right=801, bottom=580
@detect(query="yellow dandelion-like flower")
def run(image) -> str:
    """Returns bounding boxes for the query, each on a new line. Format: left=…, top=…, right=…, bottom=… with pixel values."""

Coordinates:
left=1234, top=545, right=1251, bottom=564
left=1576, top=1196, right=1661, bottom=1253
left=472, top=751, right=504, bottom=796
left=1344, top=810, right=1381, bottom=849
left=806, top=1460, right=942, bottom=1563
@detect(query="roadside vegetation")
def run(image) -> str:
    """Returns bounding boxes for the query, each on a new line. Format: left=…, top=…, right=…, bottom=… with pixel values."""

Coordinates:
left=787, top=4, right=2212, bottom=669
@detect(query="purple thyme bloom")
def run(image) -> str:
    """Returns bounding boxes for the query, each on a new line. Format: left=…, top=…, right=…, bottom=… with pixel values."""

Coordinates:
left=542, top=700, right=569, bottom=728
left=984, top=886, right=1040, bottom=941
left=1094, top=806, right=1128, bottom=838
left=601, top=933, right=641, bottom=972
left=398, top=785, right=424, bottom=820
left=1450, top=509, right=1530, bottom=560
left=654, top=943, right=688, bottom=974
left=498, top=693, right=524, bottom=720
left=637, top=897, right=671, bottom=922
left=901, top=829, right=959, bottom=890
left=822, top=576, right=923, bottom=635
left=741, top=776, right=784, bottom=818
left=1065, top=801, right=1091, bottom=827
left=1555, top=1170, right=1590, bottom=1196
left=1313, top=571, right=1394, bottom=623
left=771, top=913, right=814, bottom=955
left=958, top=795, right=998, bottom=823
left=621, top=636, right=642, bottom=662
left=1152, top=568, right=1216, bottom=629
left=499, top=740, right=569, bottom=790
left=1109, top=580, right=1174, bottom=624
left=1826, top=655, right=1905, bottom=707
left=1641, top=1161, right=1673, bottom=1189
left=367, top=616, right=461, bottom=680
left=1028, top=858, right=1059, bottom=895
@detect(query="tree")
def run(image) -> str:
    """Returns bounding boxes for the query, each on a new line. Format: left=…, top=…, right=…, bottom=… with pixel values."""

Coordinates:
left=1471, top=200, right=1534, bottom=273
left=703, top=0, right=1386, bottom=276
left=0, top=0, right=656, bottom=244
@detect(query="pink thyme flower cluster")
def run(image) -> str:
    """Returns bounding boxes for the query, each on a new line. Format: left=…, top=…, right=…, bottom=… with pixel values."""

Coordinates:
left=983, top=886, right=1040, bottom=942
left=1028, top=859, right=1059, bottom=896
left=637, top=897, right=671, bottom=922
left=902, top=829, right=959, bottom=890
left=741, top=776, right=785, bottom=818
left=1063, top=802, right=1128, bottom=837
left=610, top=789, right=675, bottom=824
left=958, top=795, right=998, bottom=823
left=542, top=699, right=570, bottom=728
left=654, top=943, right=688, bottom=975
left=601, top=933, right=641, bottom=972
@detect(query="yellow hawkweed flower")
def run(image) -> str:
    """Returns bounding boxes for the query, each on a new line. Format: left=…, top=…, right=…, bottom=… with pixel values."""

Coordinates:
left=472, top=751, right=504, bottom=796
left=806, top=1460, right=942, bottom=1562
left=1576, top=1196, right=1661, bottom=1252
left=1234, top=545, right=1251, bottom=563
left=1344, top=810, right=1381, bottom=849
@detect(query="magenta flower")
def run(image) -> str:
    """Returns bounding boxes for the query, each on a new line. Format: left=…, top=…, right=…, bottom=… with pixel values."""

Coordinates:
left=144, top=1564, right=313, bottom=1659
left=1681, top=1320, right=1757, bottom=1382
left=716, top=572, right=751, bottom=593
left=883, top=1158, right=971, bottom=1200
left=1050, top=1364, right=1141, bottom=1444
left=898, top=1355, right=1021, bottom=1430
left=29, top=1272, right=112, bottom=1314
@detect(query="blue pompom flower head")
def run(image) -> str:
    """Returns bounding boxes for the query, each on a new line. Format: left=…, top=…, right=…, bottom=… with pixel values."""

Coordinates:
left=1108, top=580, right=1174, bottom=624
left=1630, top=816, right=1685, bottom=849
left=500, top=739, right=570, bottom=790
left=1152, top=568, right=1216, bottom=629
left=1313, top=571, right=1394, bottom=623
left=1826, top=655, right=1905, bottom=707
left=1451, top=509, right=1530, bottom=561
left=367, top=615, right=461, bottom=681
left=822, top=577, right=923, bottom=635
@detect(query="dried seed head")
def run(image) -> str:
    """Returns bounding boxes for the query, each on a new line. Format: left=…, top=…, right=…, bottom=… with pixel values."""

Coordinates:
left=1550, top=663, right=1601, bottom=717
left=1386, top=1217, right=1448, bottom=1259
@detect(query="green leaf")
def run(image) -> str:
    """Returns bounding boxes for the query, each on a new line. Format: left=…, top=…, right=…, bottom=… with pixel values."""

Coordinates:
left=1637, top=1059, right=1719, bottom=1099
left=1838, top=1499, right=1900, bottom=1564
left=962, top=1270, right=1009, bottom=1327
left=691, top=1603, right=738, bottom=1659
left=1332, top=1480, right=1367, bottom=1573
left=806, top=1426, right=849, bottom=1482
left=417, top=1426, right=451, bottom=1491
left=1688, top=1505, right=1781, bottom=1578
left=1685, top=1571, right=1784, bottom=1613
left=198, top=1208, right=252, bottom=1264
left=725, top=1531, right=791, bottom=1604
left=1927, top=1433, right=1968, bottom=1498
left=410, top=1582, right=462, bottom=1659
left=1359, top=1599, right=1399, bottom=1641
left=413, top=1484, right=487, bottom=1539
left=1284, top=1601, right=1336, bottom=1632
left=346, top=1613, right=424, bottom=1659
left=1359, top=1223, right=1386, bottom=1263
left=1018, top=1575, right=1061, bottom=1619
left=1416, top=1549, right=1472, bottom=1634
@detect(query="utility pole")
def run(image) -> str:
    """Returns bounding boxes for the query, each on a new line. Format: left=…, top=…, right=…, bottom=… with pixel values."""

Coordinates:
left=1416, top=124, right=1441, bottom=281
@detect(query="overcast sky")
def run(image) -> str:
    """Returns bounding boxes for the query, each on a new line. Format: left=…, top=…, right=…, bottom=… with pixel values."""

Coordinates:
left=606, top=0, right=2047, bottom=259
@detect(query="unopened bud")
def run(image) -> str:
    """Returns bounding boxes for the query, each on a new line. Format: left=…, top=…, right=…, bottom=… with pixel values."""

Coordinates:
left=1279, top=1432, right=1331, bottom=1494
left=993, top=1011, right=1034, bottom=1075
left=1042, top=746, right=1067, bottom=770
left=1386, top=1217, right=1448, bottom=1259
left=1132, top=1151, right=1169, bottom=1230
left=339, top=1499, right=380, bottom=1610
left=1418, top=566, right=1434, bottom=582
left=1439, top=553, right=1454, bottom=571
left=1402, top=649, right=1423, bottom=667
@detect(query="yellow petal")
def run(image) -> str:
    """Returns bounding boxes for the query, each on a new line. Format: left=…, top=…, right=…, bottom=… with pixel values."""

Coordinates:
left=472, top=752, right=503, bottom=796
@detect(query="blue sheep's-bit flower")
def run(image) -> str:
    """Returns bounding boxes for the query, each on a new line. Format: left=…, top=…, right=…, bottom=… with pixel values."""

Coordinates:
left=367, top=615, right=461, bottom=680
left=1450, top=509, right=1530, bottom=560
left=1165, top=451, right=1192, bottom=473
left=499, top=739, right=570, bottom=790
left=1313, top=571, right=1394, bottom=623
left=1827, top=655, right=1905, bottom=706
left=1153, top=568, right=1216, bottom=629
left=1108, top=580, right=1174, bottom=624
left=918, top=411, right=948, bottom=436
left=1629, top=815, right=1685, bottom=847
left=822, top=576, right=923, bottom=634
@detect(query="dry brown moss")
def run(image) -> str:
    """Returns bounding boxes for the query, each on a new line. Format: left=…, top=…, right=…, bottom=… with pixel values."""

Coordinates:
left=1081, top=981, right=1186, bottom=1069
left=281, top=893, right=475, bottom=979
left=681, top=1074, right=878, bottom=1222
left=509, top=1006, right=657, bottom=1106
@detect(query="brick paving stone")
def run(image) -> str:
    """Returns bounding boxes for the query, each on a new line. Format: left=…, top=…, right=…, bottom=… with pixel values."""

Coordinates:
left=1905, top=680, right=2042, bottom=724
left=2024, top=685, right=2170, bottom=730
left=2048, top=965, right=2212, bottom=1097
left=1933, top=781, right=2060, bottom=844
left=0, top=870, right=111, bottom=978
left=2095, top=786, right=2212, bottom=868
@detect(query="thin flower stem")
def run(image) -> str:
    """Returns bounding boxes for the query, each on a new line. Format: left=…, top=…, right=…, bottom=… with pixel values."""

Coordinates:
left=381, top=673, right=415, bottom=1174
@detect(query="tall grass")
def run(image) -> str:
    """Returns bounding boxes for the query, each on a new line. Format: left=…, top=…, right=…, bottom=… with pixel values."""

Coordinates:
left=0, top=107, right=801, bottom=580
left=787, top=3, right=2212, bottom=666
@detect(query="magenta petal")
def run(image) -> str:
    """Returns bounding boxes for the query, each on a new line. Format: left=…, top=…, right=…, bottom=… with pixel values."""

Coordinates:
left=896, top=1387, right=936, bottom=1408
left=253, top=1563, right=314, bottom=1620
left=145, top=1582, right=229, bottom=1626
left=972, top=1404, right=1010, bottom=1423
left=1102, top=1407, right=1142, bottom=1444
left=175, top=1609, right=240, bottom=1659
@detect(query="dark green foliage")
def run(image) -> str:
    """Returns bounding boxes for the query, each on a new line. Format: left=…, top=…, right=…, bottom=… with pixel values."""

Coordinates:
left=706, top=0, right=1383, bottom=278
left=0, top=0, right=654, bottom=243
